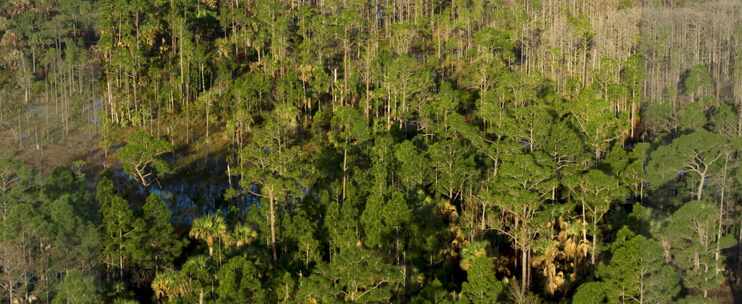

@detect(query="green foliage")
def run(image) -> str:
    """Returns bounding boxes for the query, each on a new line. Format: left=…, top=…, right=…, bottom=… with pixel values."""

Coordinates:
left=52, top=271, right=102, bottom=304
left=394, top=140, right=430, bottom=190
left=460, top=242, right=504, bottom=303
left=362, top=190, right=411, bottom=248
left=3, top=1, right=740, bottom=303
left=597, top=227, right=680, bottom=303
left=564, top=169, right=628, bottom=263
left=97, top=178, right=143, bottom=282
left=215, top=256, right=266, bottom=303
left=411, top=279, right=454, bottom=304
left=299, top=246, right=402, bottom=303
left=572, top=282, right=607, bottom=304
left=281, top=209, right=321, bottom=267
left=646, top=130, right=727, bottom=200
left=116, top=131, right=173, bottom=187
left=189, top=213, right=229, bottom=258
left=709, top=102, right=738, bottom=136
left=641, top=102, right=675, bottom=137
left=681, top=65, right=713, bottom=99
left=429, top=138, right=478, bottom=199
left=570, top=92, right=628, bottom=160
left=152, top=255, right=216, bottom=303
left=137, top=194, right=185, bottom=274
left=330, top=106, right=370, bottom=148
left=0, top=162, right=100, bottom=303
left=660, top=201, right=733, bottom=296
left=677, top=102, right=708, bottom=131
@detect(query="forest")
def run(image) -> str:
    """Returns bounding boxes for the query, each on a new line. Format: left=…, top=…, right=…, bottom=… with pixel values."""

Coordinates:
left=0, top=0, right=741, bottom=303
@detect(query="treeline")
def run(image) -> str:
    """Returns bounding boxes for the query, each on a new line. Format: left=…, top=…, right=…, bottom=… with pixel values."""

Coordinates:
left=0, top=0, right=100, bottom=152
left=0, top=0, right=741, bottom=303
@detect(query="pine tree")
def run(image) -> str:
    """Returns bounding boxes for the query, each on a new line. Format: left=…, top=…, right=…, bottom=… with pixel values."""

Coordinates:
left=460, top=241, right=504, bottom=303
left=597, top=227, right=680, bottom=304
left=116, top=131, right=173, bottom=187
left=661, top=201, right=734, bottom=299
left=97, top=178, right=142, bottom=282
left=138, top=194, right=184, bottom=276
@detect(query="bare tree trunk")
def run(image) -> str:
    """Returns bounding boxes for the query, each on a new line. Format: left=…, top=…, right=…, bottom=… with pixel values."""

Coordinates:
left=269, top=187, right=277, bottom=262
left=591, top=215, right=598, bottom=265
left=697, top=172, right=705, bottom=201
left=521, top=247, right=528, bottom=296
left=342, top=147, right=348, bottom=201
left=716, top=154, right=728, bottom=272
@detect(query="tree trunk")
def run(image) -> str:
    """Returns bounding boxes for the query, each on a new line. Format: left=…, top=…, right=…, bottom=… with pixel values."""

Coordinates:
left=119, top=227, right=124, bottom=279
left=521, top=247, right=528, bottom=296
left=342, top=146, right=348, bottom=201
left=269, top=187, right=277, bottom=262
left=639, top=268, right=644, bottom=304
left=581, top=200, right=587, bottom=243
left=716, top=154, right=728, bottom=272
left=697, top=172, right=705, bottom=201
left=591, top=215, right=598, bottom=265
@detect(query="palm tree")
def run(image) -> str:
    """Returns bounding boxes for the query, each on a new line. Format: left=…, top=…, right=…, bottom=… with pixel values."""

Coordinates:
left=152, top=256, right=213, bottom=304
left=152, top=270, right=191, bottom=302
left=230, top=223, right=257, bottom=248
left=189, top=214, right=229, bottom=258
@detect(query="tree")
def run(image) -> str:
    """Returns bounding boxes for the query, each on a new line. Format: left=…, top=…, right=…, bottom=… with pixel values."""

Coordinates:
left=503, top=104, right=553, bottom=152
left=281, top=209, right=320, bottom=268
left=189, top=214, right=229, bottom=260
left=429, top=138, right=478, bottom=200
left=460, top=241, right=504, bottom=303
left=362, top=190, right=411, bottom=250
left=681, top=65, right=713, bottom=100
left=411, top=277, right=455, bottom=303
left=641, top=102, right=676, bottom=138
left=604, top=144, right=649, bottom=201
left=570, top=91, right=628, bottom=160
left=151, top=270, right=191, bottom=303
left=152, top=255, right=215, bottom=304
left=394, top=140, right=430, bottom=190
left=542, top=120, right=591, bottom=177
left=564, top=170, right=627, bottom=265
left=362, top=135, right=412, bottom=254
left=52, top=271, right=102, bottom=304
left=660, top=201, right=734, bottom=299
left=97, top=178, right=142, bottom=282
left=647, top=130, right=726, bottom=201
left=329, top=106, right=370, bottom=201
left=677, top=101, right=708, bottom=132
left=709, top=102, right=738, bottom=137
left=382, top=55, right=433, bottom=128
left=116, top=131, right=173, bottom=187
left=0, top=159, right=101, bottom=303
left=0, top=158, right=34, bottom=221
left=4, top=1, right=742, bottom=302
left=240, top=104, right=310, bottom=262
left=299, top=246, right=402, bottom=303
left=572, top=282, right=606, bottom=304
left=597, top=227, right=680, bottom=304
left=215, top=256, right=265, bottom=303
left=487, top=152, right=556, bottom=294
left=138, top=194, right=184, bottom=276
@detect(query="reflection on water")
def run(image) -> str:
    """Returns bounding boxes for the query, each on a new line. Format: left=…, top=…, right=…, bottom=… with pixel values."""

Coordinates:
left=116, top=169, right=259, bottom=225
